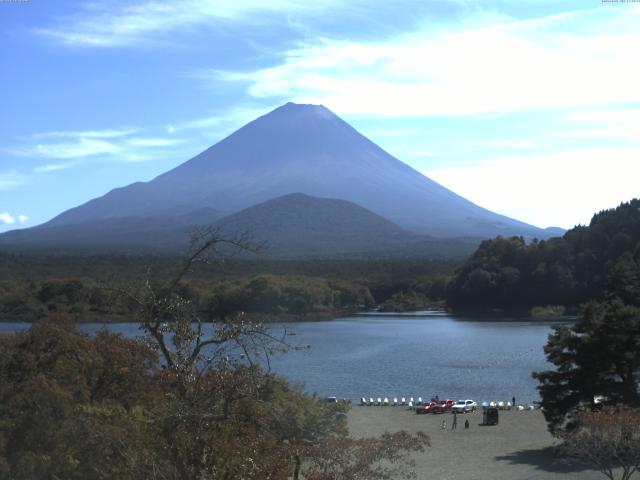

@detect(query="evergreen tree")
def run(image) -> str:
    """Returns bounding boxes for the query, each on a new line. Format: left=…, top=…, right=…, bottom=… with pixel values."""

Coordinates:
left=534, top=299, right=640, bottom=433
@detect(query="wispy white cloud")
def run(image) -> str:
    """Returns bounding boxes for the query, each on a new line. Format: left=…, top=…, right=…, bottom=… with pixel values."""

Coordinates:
left=474, top=140, right=541, bottom=149
left=168, top=105, right=272, bottom=134
left=36, top=0, right=341, bottom=47
left=171, top=115, right=224, bottom=131
left=212, top=6, right=640, bottom=117
left=18, top=214, right=28, bottom=224
left=15, top=128, right=187, bottom=166
left=0, top=171, right=28, bottom=190
left=558, top=107, right=640, bottom=142
left=125, top=137, right=186, bottom=147
left=117, top=152, right=163, bottom=163
left=0, top=213, right=15, bottom=225
left=425, top=147, right=640, bottom=229
left=33, top=162, right=79, bottom=173
left=33, top=138, right=120, bottom=159
left=31, top=128, right=138, bottom=139
left=565, top=108, right=640, bottom=125
left=22, top=128, right=134, bottom=163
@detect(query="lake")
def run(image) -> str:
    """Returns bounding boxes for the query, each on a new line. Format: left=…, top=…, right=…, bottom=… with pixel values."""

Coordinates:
left=0, top=312, right=566, bottom=404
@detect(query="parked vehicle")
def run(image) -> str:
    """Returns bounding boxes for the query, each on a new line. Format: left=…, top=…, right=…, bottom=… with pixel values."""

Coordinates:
left=415, top=401, right=437, bottom=414
left=452, top=399, right=477, bottom=413
left=432, top=399, right=455, bottom=413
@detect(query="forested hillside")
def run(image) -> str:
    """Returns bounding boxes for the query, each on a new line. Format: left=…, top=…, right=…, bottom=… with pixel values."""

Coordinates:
left=447, top=199, right=640, bottom=310
left=0, top=255, right=454, bottom=321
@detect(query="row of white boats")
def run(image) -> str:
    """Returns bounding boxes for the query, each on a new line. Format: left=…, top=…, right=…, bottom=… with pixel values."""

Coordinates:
left=480, top=401, right=537, bottom=411
left=359, top=397, right=537, bottom=410
left=360, top=397, right=423, bottom=407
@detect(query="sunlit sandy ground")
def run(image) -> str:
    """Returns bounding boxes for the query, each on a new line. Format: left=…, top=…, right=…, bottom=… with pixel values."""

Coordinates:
left=347, top=407, right=605, bottom=480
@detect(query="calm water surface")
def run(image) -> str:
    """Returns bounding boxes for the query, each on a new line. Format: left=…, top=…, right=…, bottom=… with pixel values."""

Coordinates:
left=1, top=313, right=565, bottom=404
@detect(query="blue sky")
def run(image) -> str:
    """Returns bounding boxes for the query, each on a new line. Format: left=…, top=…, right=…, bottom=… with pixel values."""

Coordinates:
left=1, top=0, right=639, bottom=233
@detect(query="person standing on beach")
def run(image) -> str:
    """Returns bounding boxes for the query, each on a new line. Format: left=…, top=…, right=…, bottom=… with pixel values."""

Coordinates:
left=452, top=412, right=458, bottom=430
left=512, top=396, right=516, bottom=408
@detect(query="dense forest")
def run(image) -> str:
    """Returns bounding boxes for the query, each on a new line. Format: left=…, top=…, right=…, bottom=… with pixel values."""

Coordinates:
left=447, top=199, right=640, bottom=311
left=0, top=255, right=454, bottom=321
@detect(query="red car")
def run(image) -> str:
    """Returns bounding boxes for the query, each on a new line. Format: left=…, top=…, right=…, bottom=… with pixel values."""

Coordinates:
left=432, top=399, right=455, bottom=414
left=415, top=401, right=437, bottom=414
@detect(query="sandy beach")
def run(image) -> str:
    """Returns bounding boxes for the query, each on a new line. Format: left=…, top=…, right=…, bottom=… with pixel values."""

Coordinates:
left=347, top=406, right=604, bottom=480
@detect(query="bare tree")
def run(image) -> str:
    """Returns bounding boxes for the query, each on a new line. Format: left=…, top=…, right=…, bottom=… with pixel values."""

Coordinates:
left=122, top=226, right=282, bottom=376
left=562, top=406, right=640, bottom=480
left=114, top=227, right=296, bottom=478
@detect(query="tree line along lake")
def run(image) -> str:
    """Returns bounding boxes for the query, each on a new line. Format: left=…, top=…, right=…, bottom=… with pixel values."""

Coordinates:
left=1, top=312, right=569, bottom=404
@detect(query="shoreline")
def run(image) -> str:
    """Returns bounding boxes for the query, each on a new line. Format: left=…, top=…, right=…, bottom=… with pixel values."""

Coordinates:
left=0, top=308, right=577, bottom=328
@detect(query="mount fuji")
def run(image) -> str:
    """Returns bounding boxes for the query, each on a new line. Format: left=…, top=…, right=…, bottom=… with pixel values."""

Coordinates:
left=0, top=103, right=556, bottom=256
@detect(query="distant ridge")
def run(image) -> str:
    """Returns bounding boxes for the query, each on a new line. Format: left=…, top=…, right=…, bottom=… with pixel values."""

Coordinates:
left=0, top=102, right=556, bottom=255
left=216, top=193, right=435, bottom=257
left=0, top=193, right=480, bottom=258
